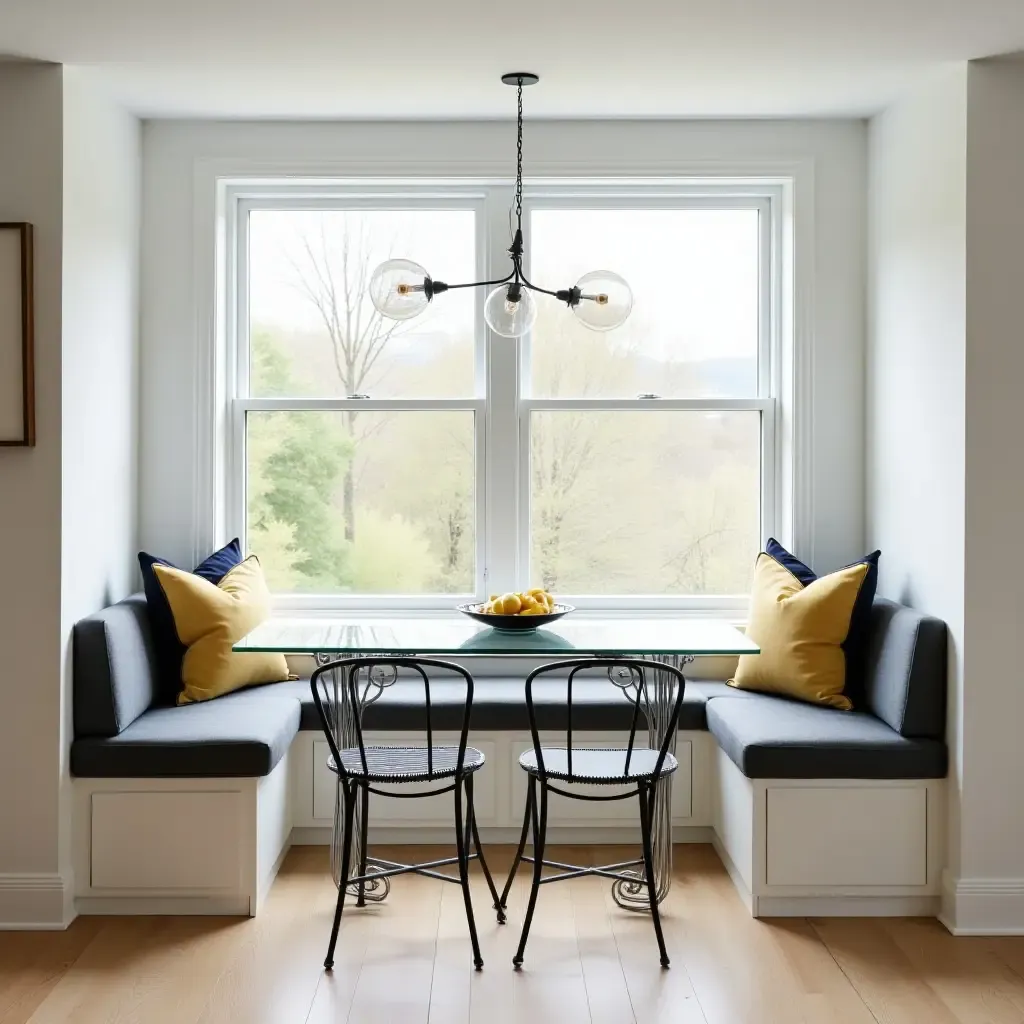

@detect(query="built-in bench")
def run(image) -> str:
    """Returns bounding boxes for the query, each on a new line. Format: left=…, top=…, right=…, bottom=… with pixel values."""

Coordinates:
left=70, top=596, right=947, bottom=919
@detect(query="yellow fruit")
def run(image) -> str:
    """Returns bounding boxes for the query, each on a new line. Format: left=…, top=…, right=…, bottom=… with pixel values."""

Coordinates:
left=521, top=605, right=546, bottom=616
left=494, top=593, right=521, bottom=615
left=490, top=594, right=498, bottom=601
left=519, top=594, right=538, bottom=612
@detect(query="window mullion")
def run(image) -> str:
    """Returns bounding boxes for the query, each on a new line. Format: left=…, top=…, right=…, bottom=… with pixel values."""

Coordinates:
left=484, top=185, right=520, bottom=595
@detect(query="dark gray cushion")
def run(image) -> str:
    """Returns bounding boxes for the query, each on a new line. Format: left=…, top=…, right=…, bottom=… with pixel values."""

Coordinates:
left=74, top=594, right=159, bottom=738
left=70, top=687, right=301, bottom=777
left=863, top=598, right=947, bottom=738
left=281, top=676, right=710, bottom=733
left=706, top=692, right=947, bottom=779
left=686, top=679, right=763, bottom=702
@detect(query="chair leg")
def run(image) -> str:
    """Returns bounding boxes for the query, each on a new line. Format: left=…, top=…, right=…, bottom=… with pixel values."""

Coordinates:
left=513, top=776, right=548, bottom=968
left=325, top=781, right=357, bottom=971
left=467, top=772, right=505, bottom=924
left=499, top=774, right=533, bottom=912
left=356, top=782, right=369, bottom=907
left=455, top=774, right=484, bottom=970
left=638, top=781, right=670, bottom=968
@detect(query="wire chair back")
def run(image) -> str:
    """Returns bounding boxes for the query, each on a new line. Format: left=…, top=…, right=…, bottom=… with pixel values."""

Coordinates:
left=310, top=655, right=475, bottom=782
left=523, top=657, right=686, bottom=782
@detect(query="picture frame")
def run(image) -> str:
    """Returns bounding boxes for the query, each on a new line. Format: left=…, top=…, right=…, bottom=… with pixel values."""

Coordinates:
left=0, top=222, right=34, bottom=447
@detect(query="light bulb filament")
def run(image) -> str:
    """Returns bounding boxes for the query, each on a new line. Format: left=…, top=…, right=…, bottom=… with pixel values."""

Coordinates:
left=396, top=283, right=426, bottom=296
left=580, top=292, right=610, bottom=305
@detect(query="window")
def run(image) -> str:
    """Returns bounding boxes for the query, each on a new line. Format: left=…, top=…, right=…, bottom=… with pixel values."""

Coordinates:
left=227, top=185, right=778, bottom=609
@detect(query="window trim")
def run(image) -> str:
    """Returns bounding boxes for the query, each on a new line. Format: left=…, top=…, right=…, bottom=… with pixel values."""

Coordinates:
left=219, top=180, right=789, bottom=612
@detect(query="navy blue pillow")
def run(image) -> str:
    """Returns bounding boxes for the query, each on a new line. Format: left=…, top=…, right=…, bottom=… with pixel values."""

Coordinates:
left=138, top=539, right=243, bottom=705
left=765, top=538, right=880, bottom=708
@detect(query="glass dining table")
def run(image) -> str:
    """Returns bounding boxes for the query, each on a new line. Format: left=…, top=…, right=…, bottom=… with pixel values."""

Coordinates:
left=235, top=614, right=757, bottom=911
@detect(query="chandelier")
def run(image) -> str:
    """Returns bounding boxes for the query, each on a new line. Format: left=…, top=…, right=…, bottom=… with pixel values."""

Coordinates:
left=368, top=73, right=633, bottom=339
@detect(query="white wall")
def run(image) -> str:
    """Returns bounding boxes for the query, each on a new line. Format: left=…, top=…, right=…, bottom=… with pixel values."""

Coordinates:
left=866, top=66, right=968, bottom=892
left=0, top=63, right=66, bottom=926
left=869, top=58, right=1024, bottom=932
left=960, top=57, right=1024, bottom=910
left=139, top=118, right=867, bottom=574
left=58, top=68, right=141, bottom=908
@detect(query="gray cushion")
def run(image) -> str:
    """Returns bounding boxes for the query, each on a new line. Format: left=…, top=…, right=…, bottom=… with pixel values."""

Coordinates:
left=74, top=594, right=159, bottom=737
left=70, top=687, right=301, bottom=777
left=283, top=676, right=710, bottom=733
left=863, top=598, right=947, bottom=738
left=706, top=692, right=947, bottom=779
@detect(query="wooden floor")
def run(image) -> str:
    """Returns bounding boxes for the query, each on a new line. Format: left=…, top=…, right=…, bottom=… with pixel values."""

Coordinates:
left=4, top=844, right=1024, bottom=1023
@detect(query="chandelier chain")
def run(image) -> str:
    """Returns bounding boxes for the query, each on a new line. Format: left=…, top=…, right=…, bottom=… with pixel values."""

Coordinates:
left=515, top=78, right=524, bottom=231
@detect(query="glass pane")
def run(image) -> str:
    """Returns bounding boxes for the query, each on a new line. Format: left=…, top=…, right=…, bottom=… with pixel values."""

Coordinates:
left=529, top=209, right=760, bottom=398
left=246, top=410, right=475, bottom=594
left=530, top=411, right=760, bottom=595
left=248, top=209, right=477, bottom=399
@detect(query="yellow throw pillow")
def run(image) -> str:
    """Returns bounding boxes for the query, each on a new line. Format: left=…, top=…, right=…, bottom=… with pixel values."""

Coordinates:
left=152, top=555, right=290, bottom=704
left=729, top=553, right=869, bottom=710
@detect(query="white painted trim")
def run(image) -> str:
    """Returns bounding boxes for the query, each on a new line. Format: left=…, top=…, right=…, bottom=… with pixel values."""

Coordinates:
left=203, top=171, right=803, bottom=607
left=0, top=873, right=74, bottom=930
left=77, top=896, right=251, bottom=917
left=710, top=833, right=755, bottom=914
left=940, top=872, right=1024, bottom=935
left=756, top=895, right=940, bottom=917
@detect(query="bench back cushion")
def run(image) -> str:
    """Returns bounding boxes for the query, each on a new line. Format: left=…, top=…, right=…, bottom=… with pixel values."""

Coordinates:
left=74, top=594, right=159, bottom=738
left=863, top=598, right=947, bottom=738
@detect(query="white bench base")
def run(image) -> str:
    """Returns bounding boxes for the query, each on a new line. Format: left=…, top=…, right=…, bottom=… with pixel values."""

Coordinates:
left=72, top=730, right=943, bottom=920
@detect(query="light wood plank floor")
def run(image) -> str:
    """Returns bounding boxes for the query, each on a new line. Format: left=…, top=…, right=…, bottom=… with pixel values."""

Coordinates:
left=5, top=844, right=1024, bottom=1023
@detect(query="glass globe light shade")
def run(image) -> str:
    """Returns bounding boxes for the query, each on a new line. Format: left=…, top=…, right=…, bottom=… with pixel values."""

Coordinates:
left=484, top=283, right=537, bottom=338
left=369, top=258, right=432, bottom=320
left=571, top=270, right=633, bottom=332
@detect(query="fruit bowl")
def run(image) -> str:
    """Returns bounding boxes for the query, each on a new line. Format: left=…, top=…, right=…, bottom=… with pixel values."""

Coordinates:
left=456, top=601, right=575, bottom=632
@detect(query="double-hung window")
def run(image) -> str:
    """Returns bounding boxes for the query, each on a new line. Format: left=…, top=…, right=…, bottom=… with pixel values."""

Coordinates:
left=227, top=183, right=778, bottom=611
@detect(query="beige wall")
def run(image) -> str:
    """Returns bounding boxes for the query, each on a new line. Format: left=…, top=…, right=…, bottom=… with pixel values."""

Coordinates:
left=869, top=56, right=1024, bottom=931
left=0, top=64, right=65, bottom=924
left=58, top=67, right=141, bottom=903
left=962, top=57, right=1024, bottom=887
left=867, top=66, right=967, bottom=881
left=0, top=63, right=140, bottom=927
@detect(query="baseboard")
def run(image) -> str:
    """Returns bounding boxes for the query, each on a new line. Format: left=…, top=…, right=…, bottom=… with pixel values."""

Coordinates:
left=255, top=836, right=293, bottom=914
left=290, top=825, right=715, bottom=846
left=710, top=834, right=754, bottom=913
left=940, top=873, right=1024, bottom=935
left=756, top=894, right=939, bottom=917
left=708, top=840, right=939, bottom=919
left=76, top=895, right=251, bottom=916
left=0, top=873, right=74, bottom=930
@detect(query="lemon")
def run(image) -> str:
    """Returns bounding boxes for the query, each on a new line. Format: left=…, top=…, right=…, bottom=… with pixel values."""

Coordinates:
left=494, top=593, right=520, bottom=615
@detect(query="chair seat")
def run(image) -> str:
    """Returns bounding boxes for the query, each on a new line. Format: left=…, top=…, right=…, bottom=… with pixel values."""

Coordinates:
left=518, top=746, right=678, bottom=782
left=328, top=744, right=485, bottom=782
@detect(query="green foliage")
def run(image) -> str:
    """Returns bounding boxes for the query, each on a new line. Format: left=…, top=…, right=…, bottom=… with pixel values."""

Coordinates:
left=349, top=510, right=440, bottom=592
left=247, top=331, right=353, bottom=590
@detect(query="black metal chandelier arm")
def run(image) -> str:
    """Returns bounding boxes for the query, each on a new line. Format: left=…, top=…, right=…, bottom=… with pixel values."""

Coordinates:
left=429, top=266, right=517, bottom=295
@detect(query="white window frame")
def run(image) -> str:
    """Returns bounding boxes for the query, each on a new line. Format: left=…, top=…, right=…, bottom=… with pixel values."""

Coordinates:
left=222, top=180, right=783, bottom=613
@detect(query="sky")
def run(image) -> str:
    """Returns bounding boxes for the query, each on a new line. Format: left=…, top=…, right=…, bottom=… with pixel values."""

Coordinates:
left=248, top=203, right=760, bottom=367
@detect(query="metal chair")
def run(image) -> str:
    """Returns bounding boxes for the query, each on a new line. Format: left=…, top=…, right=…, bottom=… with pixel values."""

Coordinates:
left=500, top=657, right=686, bottom=969
left=310, top=656, right=504, bottom=971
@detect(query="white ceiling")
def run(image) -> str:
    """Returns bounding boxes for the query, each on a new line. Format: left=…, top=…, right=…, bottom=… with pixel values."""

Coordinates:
left=2, top=0, right=1023, bottom=118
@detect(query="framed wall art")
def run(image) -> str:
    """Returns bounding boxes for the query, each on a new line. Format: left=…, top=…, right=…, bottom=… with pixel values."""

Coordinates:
left=0, top=222, right=34, bottom=447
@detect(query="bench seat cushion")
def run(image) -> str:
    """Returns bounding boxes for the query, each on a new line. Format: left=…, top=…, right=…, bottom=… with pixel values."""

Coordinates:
left=70, top=687, right=301, bottom=778
left=281, top=676, right=711, bottom=733
left=706, top=692, right=947, bottom=779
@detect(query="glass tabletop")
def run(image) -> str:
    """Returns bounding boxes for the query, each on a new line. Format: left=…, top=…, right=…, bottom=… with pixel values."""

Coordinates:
left=234, top=615, right=757, bottom=657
